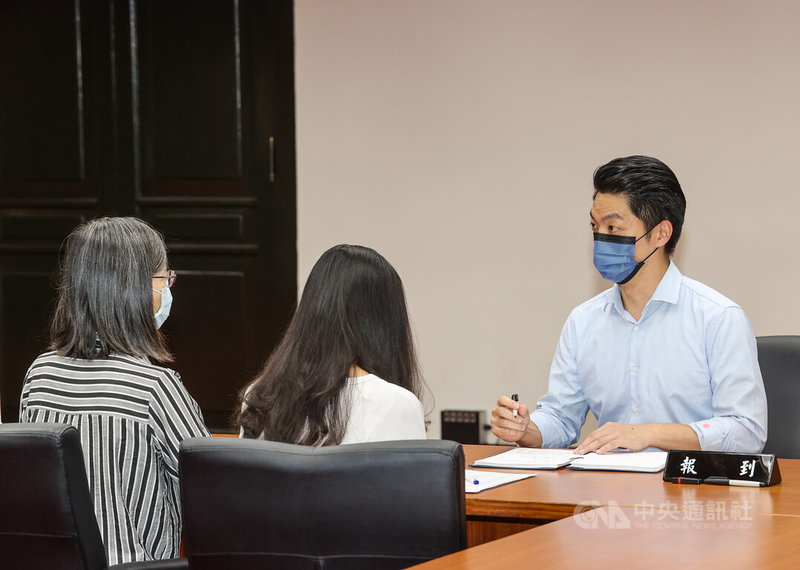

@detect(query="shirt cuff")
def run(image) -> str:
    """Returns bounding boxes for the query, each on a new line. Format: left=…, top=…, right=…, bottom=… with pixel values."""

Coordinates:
left=531, top=410, right=565, bottom=448
left=689, top=419, right=728, bottom=451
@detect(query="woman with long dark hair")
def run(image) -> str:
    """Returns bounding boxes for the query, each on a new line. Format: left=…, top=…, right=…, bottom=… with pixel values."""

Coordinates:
left=19, top=217, right=209, bottom=565
left=236, top=244, right=426, bottom=445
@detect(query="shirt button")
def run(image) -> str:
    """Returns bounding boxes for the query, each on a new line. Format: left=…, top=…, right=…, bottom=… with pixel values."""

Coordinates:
left=632, top=407, right=639, bottom=413
left=633, top=366, right=639, bottom=372
left=634, top=325, right=640, bottom=331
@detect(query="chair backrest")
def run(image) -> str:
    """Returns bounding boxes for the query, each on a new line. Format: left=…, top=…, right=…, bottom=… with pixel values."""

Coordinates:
left=0, top=423, right=107, bottom=570
left=180, top=438, right=466, bottom=570
left=757, top=335, right=800, bottom=458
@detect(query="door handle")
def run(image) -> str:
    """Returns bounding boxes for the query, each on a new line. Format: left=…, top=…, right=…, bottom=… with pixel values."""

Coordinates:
left=268, top=136, right=276, bottom=182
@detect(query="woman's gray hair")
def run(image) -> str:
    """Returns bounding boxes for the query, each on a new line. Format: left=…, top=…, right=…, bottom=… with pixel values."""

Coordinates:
left=50, top=216, right=173, bottom=361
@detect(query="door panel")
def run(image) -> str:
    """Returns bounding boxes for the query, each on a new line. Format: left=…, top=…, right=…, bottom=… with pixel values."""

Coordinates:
left=136, top=0, right=249, bottom=192
left=0, top=0, right=84, bottom=185
left=141, top=207, right=254, bottom=242
left=0, top=0, right=111, bottom=202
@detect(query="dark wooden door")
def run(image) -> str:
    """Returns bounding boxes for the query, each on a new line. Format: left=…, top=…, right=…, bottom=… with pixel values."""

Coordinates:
left=0, top=0, right=296, bottom=429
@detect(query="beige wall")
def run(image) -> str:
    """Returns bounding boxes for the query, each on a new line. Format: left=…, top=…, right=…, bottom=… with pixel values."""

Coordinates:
left=294, top=0, right=800, bottom=439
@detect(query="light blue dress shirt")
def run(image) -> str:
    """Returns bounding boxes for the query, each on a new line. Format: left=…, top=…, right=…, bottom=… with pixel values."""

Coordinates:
left=531, top=262, right=767, bottom=453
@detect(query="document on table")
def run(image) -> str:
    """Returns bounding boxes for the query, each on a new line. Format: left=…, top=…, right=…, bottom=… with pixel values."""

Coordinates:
left=464, top=468, right=536, bottom=493
left=470, top=447, right=667, bottom=472
left=470, top=448, right=578, bottom=470
left=567, top=451, right=667, bottom=472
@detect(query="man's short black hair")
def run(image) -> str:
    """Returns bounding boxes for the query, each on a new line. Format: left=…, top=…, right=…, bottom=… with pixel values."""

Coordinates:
left=593, top=155, right=686, bottom=255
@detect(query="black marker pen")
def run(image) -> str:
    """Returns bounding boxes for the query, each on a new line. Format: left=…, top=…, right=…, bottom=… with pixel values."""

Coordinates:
left=665, top=476, right=702, bottom=485
left=704, top=476, right=762, bottom=487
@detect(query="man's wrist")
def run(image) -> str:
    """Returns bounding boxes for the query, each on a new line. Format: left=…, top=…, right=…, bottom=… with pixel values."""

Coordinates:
left=639, top=423, right=655, bottom=449
left=519, top=421, right=543, bottom=448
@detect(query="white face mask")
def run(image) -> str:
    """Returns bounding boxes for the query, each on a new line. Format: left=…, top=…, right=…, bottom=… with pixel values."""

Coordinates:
left=153, top=285, right=173, bottom=329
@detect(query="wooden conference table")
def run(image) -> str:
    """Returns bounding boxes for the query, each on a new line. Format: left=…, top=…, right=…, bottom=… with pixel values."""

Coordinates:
left=412, top=445, right=800, bottom=569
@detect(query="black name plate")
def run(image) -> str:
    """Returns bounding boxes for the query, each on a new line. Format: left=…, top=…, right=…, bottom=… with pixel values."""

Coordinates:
left=663, top=450, right=781, bottom=487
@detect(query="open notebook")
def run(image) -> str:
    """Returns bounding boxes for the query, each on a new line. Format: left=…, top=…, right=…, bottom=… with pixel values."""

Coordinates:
left=471, top=448, right=667, bottom=473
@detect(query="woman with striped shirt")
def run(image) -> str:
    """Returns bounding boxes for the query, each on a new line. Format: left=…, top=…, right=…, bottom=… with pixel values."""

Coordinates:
left=19, top=217, right=209, bottom=565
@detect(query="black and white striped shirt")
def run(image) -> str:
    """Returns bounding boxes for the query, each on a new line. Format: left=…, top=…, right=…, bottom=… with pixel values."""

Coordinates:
left=19, top=351, right=210, bottom=565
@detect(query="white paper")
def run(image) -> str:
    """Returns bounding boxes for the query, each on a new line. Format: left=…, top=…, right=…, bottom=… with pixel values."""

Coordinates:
left=471, top=448, right=667, bottom=472
left=471, top=447, right=578, bottom=470
left=464, top=468, right=536, bottom=493
left=568, top=451, right=667, bottom=472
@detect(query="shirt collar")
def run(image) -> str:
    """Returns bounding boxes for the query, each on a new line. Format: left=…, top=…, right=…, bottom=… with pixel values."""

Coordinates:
left=609, top=260, right=682, bottom=316
left=650, top=260, right=682, bottom=305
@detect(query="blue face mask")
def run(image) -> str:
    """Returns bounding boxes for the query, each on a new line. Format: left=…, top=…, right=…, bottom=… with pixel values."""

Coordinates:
left=593, top=229, right=658, bottom=285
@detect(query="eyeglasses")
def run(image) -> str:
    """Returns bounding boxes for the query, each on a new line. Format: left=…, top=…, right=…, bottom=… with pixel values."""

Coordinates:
left=152, top=269, right=177, bottom=288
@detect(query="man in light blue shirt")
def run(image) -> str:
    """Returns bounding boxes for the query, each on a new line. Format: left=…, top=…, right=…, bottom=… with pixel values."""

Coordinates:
left=491, top=155, right=767, bottom=453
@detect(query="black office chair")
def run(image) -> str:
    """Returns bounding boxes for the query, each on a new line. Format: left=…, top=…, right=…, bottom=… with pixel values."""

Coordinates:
left=179, top=438, right=466, bottom=570
left=757, top=335, right=800, bottom=458
left=0, top=423, right=187, bottom=570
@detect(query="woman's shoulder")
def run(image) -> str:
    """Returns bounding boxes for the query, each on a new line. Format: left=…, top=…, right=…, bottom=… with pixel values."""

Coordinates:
left=352, top=374, right=422, bottom=406
left=24, top=351, right=62, bottom=379
left=97, top=354, right=186, bottom=395
left=27, top=351, right=181, bottom=389
left=107, top=353, right=179, bottom=377
left=28, top=350, right=60, bottom=366
left=344, top=374, right=425, bottom=444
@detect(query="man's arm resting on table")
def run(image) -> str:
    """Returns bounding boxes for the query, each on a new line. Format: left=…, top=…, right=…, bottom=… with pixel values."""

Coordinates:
left=575, top=422, right=701, bottom=454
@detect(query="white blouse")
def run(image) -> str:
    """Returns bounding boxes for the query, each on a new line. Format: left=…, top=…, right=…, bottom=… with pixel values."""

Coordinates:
left=340, top=374, right=426, bottom=444
left=241, top=374, right=426, bottom=444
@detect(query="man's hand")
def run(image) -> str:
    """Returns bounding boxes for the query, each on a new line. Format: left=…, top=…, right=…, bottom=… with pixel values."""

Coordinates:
left=491, top=396, right=533, bottom=444
left=575, top=422, right=701, bottom=454
left=575, top=422, right=652, bottom=454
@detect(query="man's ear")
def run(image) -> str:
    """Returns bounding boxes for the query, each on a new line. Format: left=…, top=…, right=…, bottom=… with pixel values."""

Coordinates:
left=654, top=220, right=673, bottom=248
